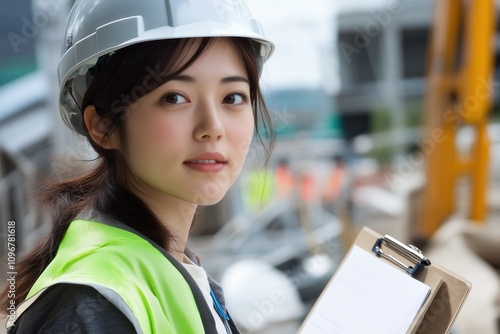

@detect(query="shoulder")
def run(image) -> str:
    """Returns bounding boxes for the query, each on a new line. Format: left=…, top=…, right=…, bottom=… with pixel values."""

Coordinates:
left=41, top=219, right=157, bottom=282
left=9, top=283, right=136, bottom=334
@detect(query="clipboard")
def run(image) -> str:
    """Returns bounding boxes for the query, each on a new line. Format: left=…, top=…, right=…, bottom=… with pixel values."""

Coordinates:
left=298, top=226, right=471, bottom=334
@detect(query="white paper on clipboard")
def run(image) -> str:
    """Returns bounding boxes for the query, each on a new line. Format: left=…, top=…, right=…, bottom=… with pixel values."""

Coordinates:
left=299, top=245, right=431, bottom=334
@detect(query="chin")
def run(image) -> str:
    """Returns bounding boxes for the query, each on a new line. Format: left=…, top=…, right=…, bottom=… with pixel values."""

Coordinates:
left=188, top=178, right=235, bottom=206
left=187, top=187, right=229, bottom=206
left=195, top=195, right=226, bottom=206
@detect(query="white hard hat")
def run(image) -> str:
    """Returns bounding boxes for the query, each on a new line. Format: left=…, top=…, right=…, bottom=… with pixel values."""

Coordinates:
left=59, top=0, right=275, bottom=134
left=220, top=259, right=304, bottom=331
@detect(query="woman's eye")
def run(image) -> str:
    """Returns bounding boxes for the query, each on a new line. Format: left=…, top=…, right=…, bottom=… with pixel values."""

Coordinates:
left=223, top=93, right=248, bottom=105
left=162, top=93, right=188, bottom=104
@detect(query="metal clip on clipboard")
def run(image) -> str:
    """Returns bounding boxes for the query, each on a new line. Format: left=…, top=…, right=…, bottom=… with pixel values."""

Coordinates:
left=372, top=235, right=431, bottom=277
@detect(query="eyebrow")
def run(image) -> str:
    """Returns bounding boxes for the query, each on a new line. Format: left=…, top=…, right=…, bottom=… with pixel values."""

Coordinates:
left=221, top=76, right=249, bottom=84
left=171, top=74, right=249, bottom=84
left=171, top=74, right=195, bottom=82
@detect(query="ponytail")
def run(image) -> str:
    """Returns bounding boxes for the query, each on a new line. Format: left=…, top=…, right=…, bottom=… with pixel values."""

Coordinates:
left=0, top=159, right=109, bottom=309
left=0, top=157, right=169, bottom=311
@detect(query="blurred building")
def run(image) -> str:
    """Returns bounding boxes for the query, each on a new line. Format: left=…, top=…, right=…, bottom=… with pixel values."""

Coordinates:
left=0, top=1, right=37, bottom=85
left=335, top=0, right=500, bottom=149
left=0, top=0, right=73, bottom=260
left=335, top=0, right=433, bottom=147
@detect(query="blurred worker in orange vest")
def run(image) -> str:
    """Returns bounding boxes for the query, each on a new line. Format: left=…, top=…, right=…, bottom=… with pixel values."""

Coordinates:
left=275, top=157, right=295, bottom=200
left=322, top=155, right=351, bottom=215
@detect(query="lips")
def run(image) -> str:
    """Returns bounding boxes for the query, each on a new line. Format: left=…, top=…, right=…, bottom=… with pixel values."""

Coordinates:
left=184, top=152, right=227, bottom=173
left=186, top=159, right=219, bottom=164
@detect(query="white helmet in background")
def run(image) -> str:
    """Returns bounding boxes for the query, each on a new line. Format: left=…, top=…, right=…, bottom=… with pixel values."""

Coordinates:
left=220, top=259, right=304, bottom=332
left=58, top=0, right=275, bottom=134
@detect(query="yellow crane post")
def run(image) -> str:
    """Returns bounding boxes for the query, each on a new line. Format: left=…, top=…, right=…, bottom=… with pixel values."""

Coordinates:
left=419, top=0, right=495, bottom=238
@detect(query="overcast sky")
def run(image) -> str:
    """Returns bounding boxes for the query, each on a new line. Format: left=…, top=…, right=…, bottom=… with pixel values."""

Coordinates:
left=245, top=0, right=338, bottom=92
left=245, top=1, right=393, bottom=92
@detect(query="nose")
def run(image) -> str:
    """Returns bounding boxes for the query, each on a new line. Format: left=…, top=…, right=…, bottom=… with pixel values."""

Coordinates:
left=193, top=100, right=224, bottom=141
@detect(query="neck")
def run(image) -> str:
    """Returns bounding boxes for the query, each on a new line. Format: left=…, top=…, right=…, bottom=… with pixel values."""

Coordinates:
left=126, top=180, right=197, bottom=262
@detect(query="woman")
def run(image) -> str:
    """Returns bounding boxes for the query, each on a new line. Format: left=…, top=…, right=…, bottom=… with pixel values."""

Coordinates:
left=1, top=0, right=274, bottom=333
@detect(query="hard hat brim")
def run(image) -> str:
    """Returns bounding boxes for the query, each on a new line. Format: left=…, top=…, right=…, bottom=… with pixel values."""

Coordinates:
left=59, top=19, right=274, bottom=86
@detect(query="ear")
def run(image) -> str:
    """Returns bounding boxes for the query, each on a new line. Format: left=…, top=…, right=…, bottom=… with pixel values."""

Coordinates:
left=83, top=105, right=119, bottom=150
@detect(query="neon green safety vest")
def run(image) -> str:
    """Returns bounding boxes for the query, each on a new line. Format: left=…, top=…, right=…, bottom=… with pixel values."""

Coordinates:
left=14, top=211, right=220, bottom=334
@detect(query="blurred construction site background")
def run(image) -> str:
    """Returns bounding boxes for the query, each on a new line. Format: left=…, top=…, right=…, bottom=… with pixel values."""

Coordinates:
left=1, top=0, right=500, bottom=333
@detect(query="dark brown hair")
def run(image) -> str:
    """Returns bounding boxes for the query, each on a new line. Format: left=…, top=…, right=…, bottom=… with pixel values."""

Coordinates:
left=1, top=37, right=274, bottom=311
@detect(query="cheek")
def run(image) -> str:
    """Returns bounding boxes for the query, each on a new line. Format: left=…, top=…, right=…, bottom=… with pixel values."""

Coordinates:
left=243, top=114, right=255, bottom=143
left=228, top=114, right=254, bottom=159
left=239, top=124, right=254, bottom=155
left=137, top=115, right=180, bottom=141
left=123, top=113, right=185, bottom=165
